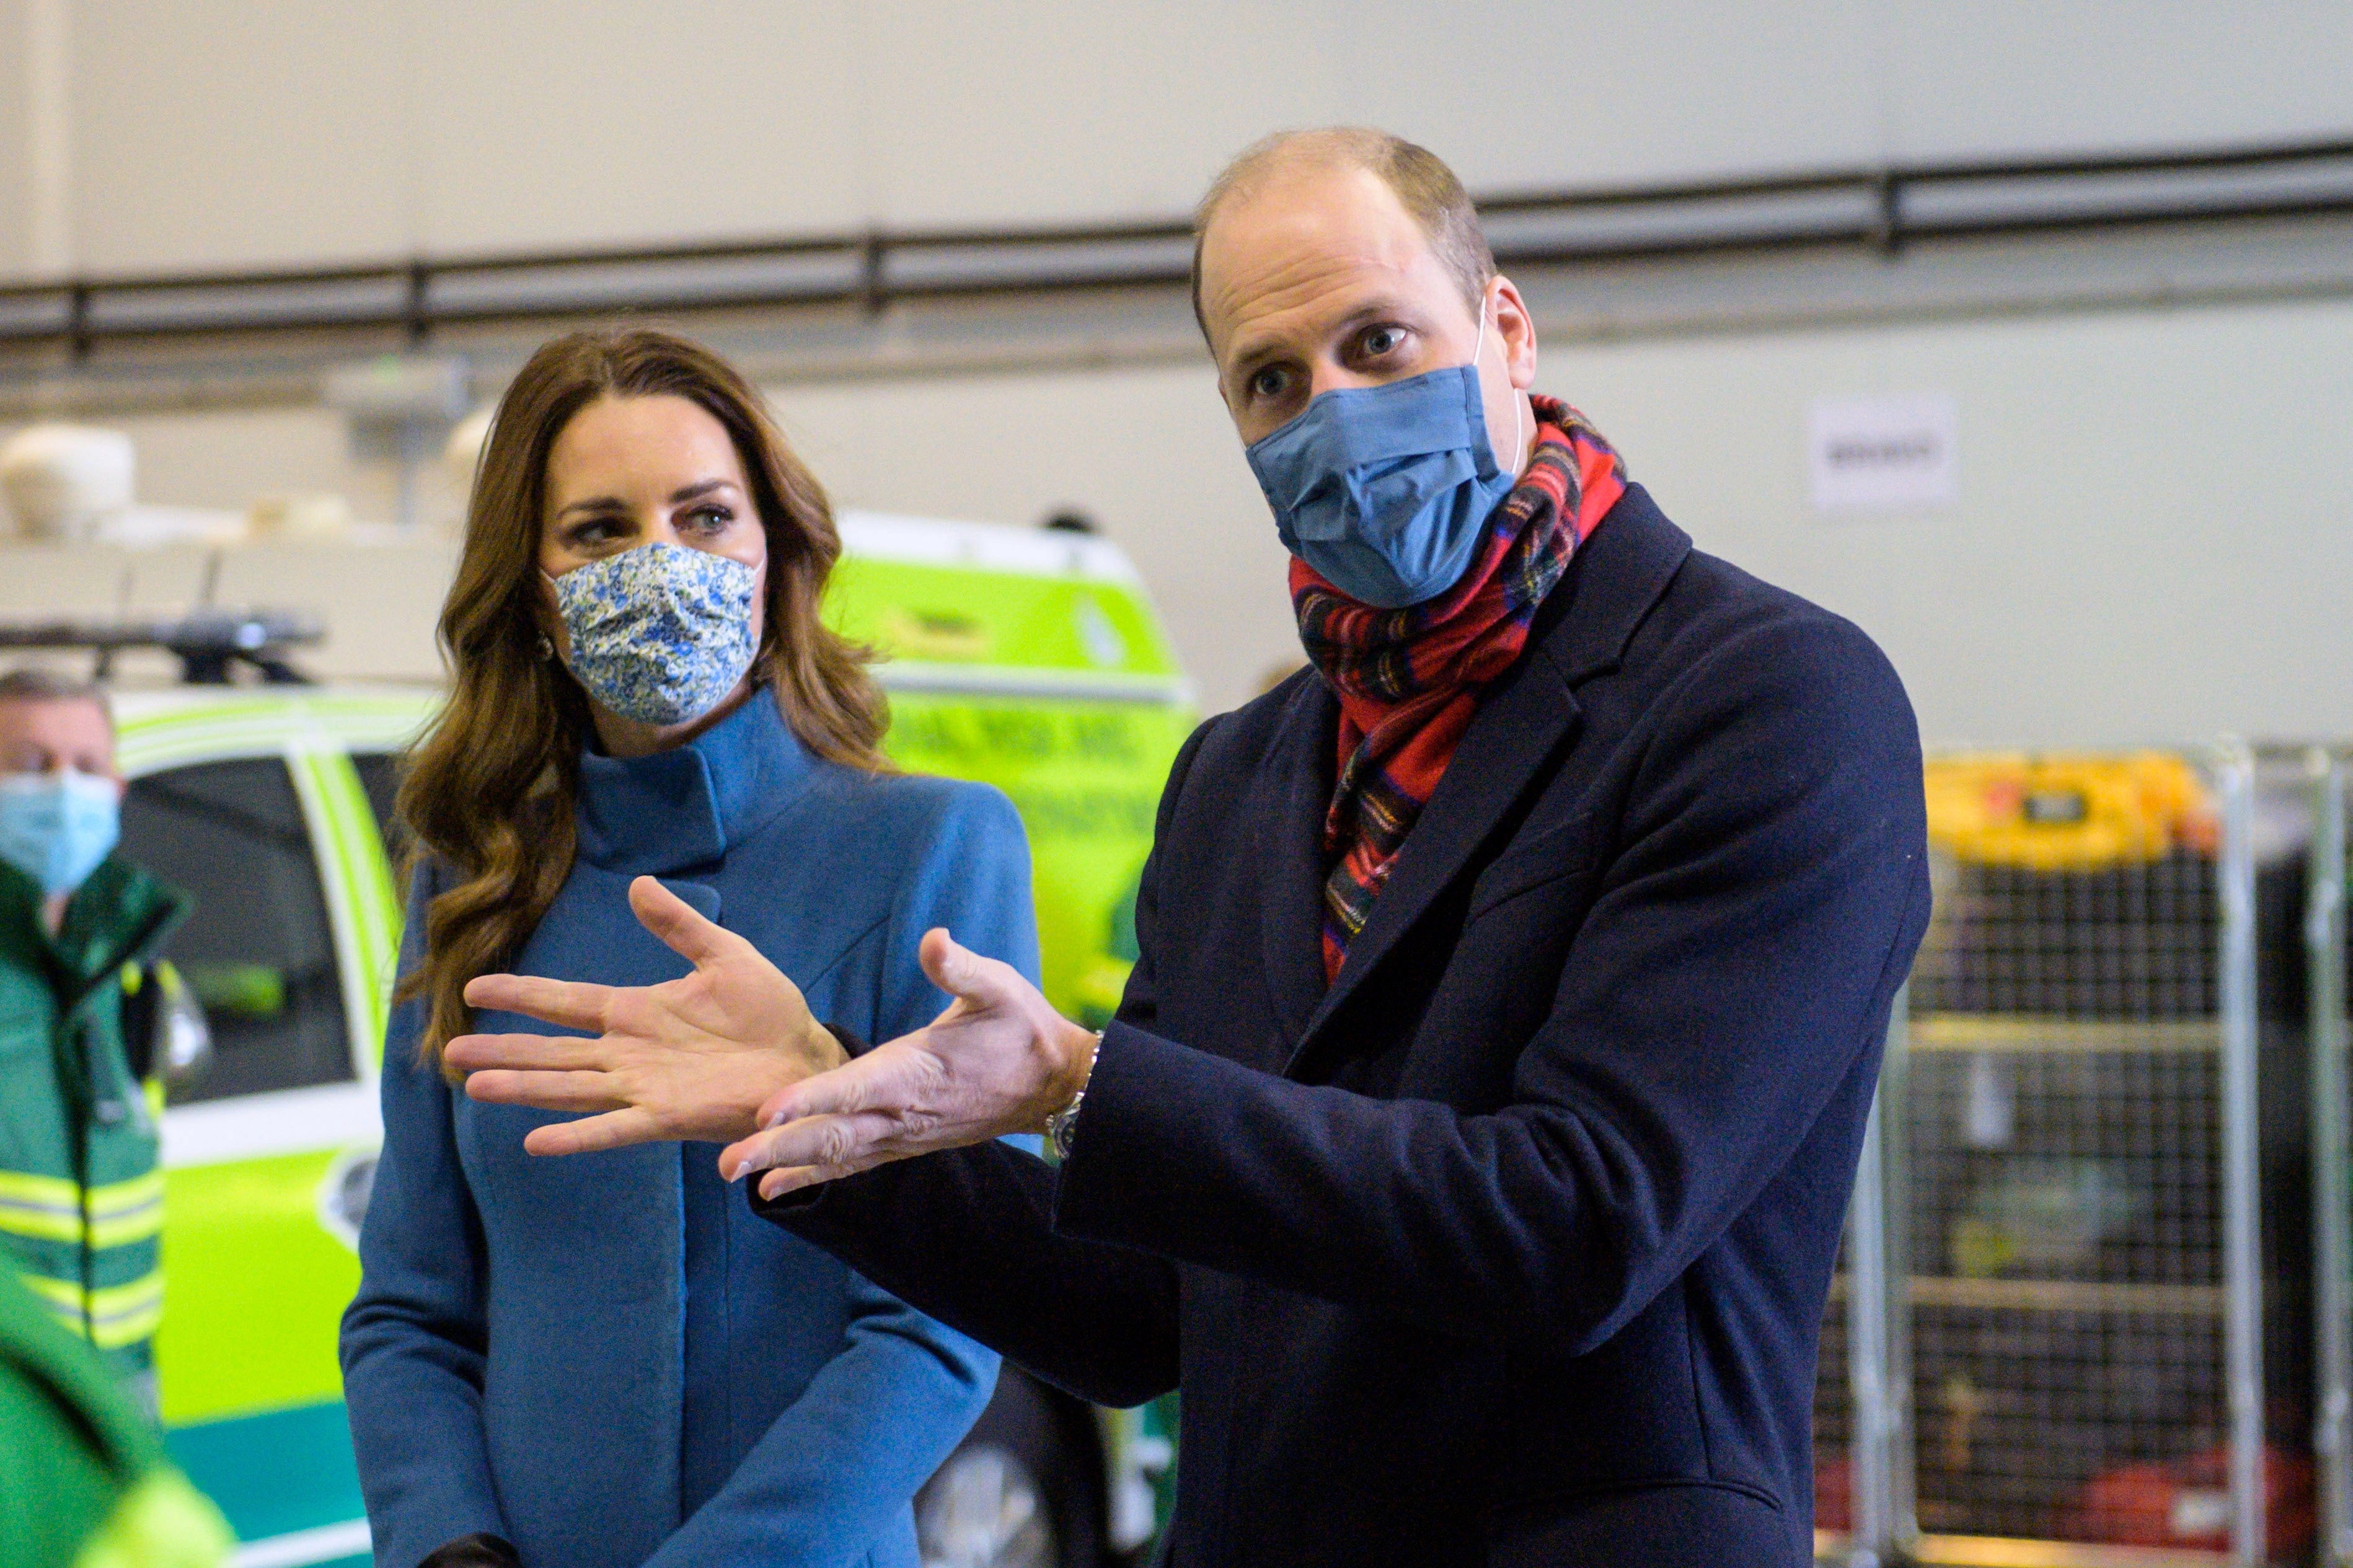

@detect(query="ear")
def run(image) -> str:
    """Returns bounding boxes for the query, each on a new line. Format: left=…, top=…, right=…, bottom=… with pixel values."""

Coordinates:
left=531, top=579, right=569, bottom=664
left=1491, top=276, right=1538, bottom=392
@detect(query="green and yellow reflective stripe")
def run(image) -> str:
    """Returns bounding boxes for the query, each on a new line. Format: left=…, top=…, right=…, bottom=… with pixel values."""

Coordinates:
left=19, top=1269, right=81, bottom=1315
left=20, top=1268, right=164, bottom=1349
left=0, top=1168, right=79, bottom=1208
left=115, top=692, right=436, bottom=775
left=87, top=1272, right=164, bottom=1347
left=0, top=1169, right=163, bottom=1246
left=0, top=1169, right=82, bottom=1243
left=288, top=745, right=403, bottom=1059
left=87, top=1170, right=164, bottom=1248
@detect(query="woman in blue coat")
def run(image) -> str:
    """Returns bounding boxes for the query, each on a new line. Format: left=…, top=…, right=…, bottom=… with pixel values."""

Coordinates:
left=340, top=329, right=1025, bottom=1568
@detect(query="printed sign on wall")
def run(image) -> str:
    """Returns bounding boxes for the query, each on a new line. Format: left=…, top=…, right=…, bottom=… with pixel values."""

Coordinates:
left=1806, top=394, right=1958, bottom=514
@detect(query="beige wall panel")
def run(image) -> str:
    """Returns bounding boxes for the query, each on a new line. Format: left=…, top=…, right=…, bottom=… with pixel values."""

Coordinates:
left=0, top=0, right=32, bottom=280
left=206, top=535, right=457, bottom=683
left=20, top=1, right=2353, bottom=273
left=1885, top=0, right=2353, bottom=161
left=0, top=537, right=455, bottom=686
left=1556, top=297, right=2353, bottom=747
left=82, top=406, right=407, bottom=522
left=855, top=0, right=1341, bottom=229
left=71, top=0, right=408, bottom=274
left=413, top=0, right=867, bottom=253
left=1341, top=0, right=1885, bottom=192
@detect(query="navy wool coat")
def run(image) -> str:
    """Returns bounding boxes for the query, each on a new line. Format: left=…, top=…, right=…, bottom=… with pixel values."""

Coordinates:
left=759, top=487, right=1932, bottom=1567
left=342, top=694, right=1026, bottom=1568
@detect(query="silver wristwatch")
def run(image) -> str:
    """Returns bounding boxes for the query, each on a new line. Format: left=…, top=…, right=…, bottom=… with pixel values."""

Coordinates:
left=1046, top=1033, right=1102, bottom=1161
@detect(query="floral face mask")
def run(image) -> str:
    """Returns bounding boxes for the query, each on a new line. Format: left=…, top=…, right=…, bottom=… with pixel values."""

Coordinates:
left=549, top=540, right=761, bottom=726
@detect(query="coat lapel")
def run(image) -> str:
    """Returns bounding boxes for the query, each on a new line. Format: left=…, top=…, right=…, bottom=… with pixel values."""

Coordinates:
left=1285, top=644, right=1581, bottom=1073
left=1278, top=483, right=1692, bottom=1077
left=1256, top=676, right=1338, bottom=1048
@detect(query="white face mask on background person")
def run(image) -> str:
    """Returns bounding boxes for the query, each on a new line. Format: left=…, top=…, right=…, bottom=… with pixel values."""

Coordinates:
left=0, top=768, right=121, bottom=897
left=548, top=539, right=763, bottom=727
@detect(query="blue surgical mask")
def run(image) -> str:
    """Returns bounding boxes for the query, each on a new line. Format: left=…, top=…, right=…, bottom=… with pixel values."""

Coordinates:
left=550, top=540, right=761, bottom=726
left=0, top=769, right=121, bottom=897
left=1247, top=299, right=1530, bottom=608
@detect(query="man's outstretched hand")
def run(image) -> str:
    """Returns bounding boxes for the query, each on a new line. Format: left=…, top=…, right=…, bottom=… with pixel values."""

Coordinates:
left=444, top=876, right=848, bottom=1155
left=720, top=927, right=1098, bottom=1202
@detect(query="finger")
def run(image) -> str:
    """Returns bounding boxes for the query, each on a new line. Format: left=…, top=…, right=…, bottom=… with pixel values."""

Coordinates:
left=916, top=928, right=1026, bottom=1010
left=522, top=1106, right=664, bottom=1157
left=443, top=1032, right=606, bottom=1075
left=757, top=1157, right=886, bottom=1202
left=722, top=1109, right=898, bottom=1181
left=461, top=1068, right=625, bottom=1112
left=629, top=876, right=759, bottom=970
left=752, top=1047, right=893, bottom=1132
left=758, top=1167, right=816, bottom=1200
left=463, top=972, right=616, bottom=1033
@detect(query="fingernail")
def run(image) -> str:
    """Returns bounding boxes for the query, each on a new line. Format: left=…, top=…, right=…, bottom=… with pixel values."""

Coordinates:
left=730, top=1160, right=754, bottom=1181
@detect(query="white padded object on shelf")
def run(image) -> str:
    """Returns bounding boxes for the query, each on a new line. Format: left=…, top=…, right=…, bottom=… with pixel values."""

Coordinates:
left=0, top=423, right=136, bottom=540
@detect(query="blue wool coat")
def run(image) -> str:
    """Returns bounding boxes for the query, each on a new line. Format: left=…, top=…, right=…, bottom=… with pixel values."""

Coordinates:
left=341, top=694, right=1028, bottom=1568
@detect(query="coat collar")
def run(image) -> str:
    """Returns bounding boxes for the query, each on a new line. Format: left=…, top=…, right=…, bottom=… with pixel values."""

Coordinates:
left=573, top=691, right=818, bottom=877
left=1540, top=483, right=1692, bottom=683
left=0, top=857, right=190, bottom=1003
left=1273, top=483, right=1692, bottom=1074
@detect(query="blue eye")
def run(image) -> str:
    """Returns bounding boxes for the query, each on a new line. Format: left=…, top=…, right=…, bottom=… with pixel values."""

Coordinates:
left=1361, top=325, right=1404, bottom=357
left=1249, top=367, right=1287, bottom=400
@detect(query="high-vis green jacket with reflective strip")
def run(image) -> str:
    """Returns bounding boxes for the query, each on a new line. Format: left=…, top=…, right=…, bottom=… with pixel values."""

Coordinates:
left=0, top=1264, right=231, bottom=1568
left=0, top=855, right=188, bottom=1394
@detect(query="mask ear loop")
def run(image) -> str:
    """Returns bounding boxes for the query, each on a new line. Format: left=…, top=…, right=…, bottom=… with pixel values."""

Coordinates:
left=1474, top=284, right=1527, bottom=474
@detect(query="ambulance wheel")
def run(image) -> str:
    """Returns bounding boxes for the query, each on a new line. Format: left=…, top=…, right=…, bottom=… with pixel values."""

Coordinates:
left=916, top=1367, right=1105, bottom=1568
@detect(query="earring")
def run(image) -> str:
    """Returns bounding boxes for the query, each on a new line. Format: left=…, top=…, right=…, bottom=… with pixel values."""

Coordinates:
left=536, top=632, right=555, bottom=661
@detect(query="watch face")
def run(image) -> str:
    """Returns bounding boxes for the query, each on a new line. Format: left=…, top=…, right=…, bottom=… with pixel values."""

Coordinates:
left=1048, top=1099, right=1082, bottom=1161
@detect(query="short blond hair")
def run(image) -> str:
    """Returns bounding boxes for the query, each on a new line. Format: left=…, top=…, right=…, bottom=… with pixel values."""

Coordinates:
left=0, top=666, right=111, bottom=727
left=1190, top=127, right=1495, bottom=340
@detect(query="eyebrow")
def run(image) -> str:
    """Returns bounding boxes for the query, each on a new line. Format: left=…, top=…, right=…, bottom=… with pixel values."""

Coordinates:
left=557, top=478, right=741, bottom=519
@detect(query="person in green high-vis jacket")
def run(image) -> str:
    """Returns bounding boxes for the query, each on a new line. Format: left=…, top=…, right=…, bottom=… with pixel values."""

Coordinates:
left=0, top=1264, right=231, bottom=1568
left=0, top=669, right=190, bottom=1416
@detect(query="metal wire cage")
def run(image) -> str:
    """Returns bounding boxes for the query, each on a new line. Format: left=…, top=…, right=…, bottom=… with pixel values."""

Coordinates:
left=1822, top=745, right=2316, bottom=1568
left=2308, top=751, right=2352, bottom=1567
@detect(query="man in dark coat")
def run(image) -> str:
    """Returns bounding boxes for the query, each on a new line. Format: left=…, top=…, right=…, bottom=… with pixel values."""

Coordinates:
left=451, top=127, right=1931, bottom=1567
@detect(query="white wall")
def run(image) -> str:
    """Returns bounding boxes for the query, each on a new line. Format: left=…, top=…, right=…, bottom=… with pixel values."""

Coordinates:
left=7, top=0, right=2352, bottom=279
left=1566, top=300, right=2353, bottom=749
left=772, top=297, right=2353, bottom=747
left=7, top=291, right=2347, bottom=746
left=2, top=1, right=2347, bottom=742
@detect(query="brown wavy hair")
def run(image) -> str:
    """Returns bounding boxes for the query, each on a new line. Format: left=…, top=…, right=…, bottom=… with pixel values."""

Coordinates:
left=397, top=328, right=888, bottom=1067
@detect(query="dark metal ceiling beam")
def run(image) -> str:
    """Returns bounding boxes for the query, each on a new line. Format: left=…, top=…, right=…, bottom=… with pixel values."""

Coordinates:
left=4, top=134, right=2351, bottom=356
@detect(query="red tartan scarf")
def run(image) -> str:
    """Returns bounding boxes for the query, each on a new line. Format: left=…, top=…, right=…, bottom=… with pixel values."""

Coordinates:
left=1292, top=395, right=1627, bottom=983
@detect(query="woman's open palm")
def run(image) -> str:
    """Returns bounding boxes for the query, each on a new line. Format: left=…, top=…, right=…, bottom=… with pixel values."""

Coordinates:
left=446, top=876, right=847, bottom=1155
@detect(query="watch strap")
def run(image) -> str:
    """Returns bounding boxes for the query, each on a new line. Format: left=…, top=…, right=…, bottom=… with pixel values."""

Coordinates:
left=1046, top=1031, right=1103, bottom=1161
